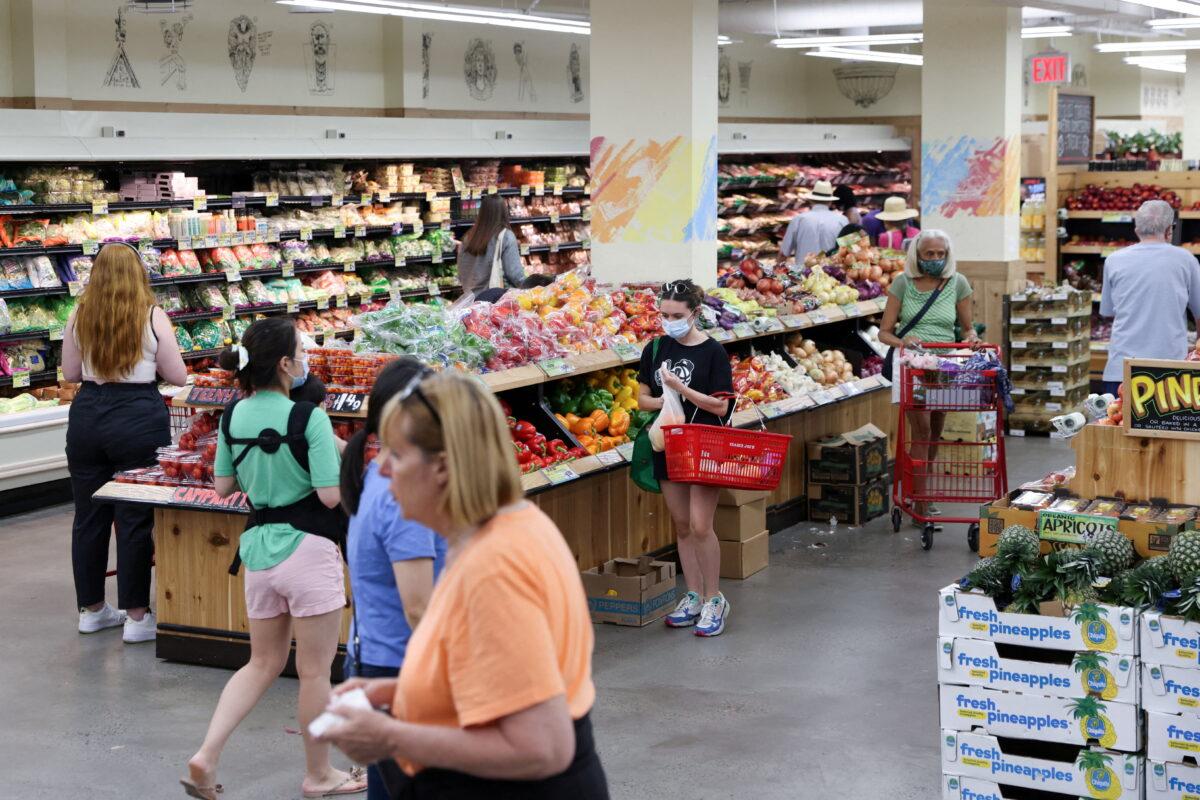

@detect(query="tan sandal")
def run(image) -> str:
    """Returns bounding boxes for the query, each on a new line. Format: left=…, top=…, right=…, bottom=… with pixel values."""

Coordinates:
left=180, top=778, right=223, bottom=800
left=302, top=766, right=367, bottom=798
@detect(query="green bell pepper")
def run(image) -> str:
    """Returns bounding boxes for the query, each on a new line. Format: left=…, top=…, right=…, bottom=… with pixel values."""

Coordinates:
left=595, top=389, right=614, bottom=412
left=578, top=391, right=603, bottom=416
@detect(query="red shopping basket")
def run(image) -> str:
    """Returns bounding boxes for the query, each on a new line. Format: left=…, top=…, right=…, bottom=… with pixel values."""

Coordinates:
left=663, top=423, right=792, bottom=490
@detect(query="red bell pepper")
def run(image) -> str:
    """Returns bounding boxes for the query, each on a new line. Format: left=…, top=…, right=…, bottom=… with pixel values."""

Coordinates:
left=528, top=432, right=548, bottom=454
left=513, top=420, right=537, bottom=442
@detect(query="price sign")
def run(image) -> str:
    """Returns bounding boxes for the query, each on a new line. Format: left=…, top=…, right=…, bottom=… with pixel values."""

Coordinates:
left=91, top=199, right=108, bottom=215
left=360, top=193, right=373, bottom=206
left=317, top=296, right=329, bottom=311
left=582, top=239, right=592, bottom=250
left=487, top=185, right=498, bottom=195
left=310, top=196, right=324, bottom=208
left=431, top=250, right=443, bottom=264
left=582, top=207, right=592, bottom=221
left=217, top=233, right=232, bottom=247
left=11, top=371, right=30, bottom=389
left=265, top=192, right=279, bottom=207
left=1051, top=317, right=1068, bottom=326
left=299, top=226, right=313, bottom=241
left=225, top=268, right=240, bottom=283
left=57, top=366, right=64, bottom=382
left=332, top=225, right=346, bottom=239
left=186, top=385, right=241, bottom=406
left=343, top=261, right=356, bottom=273
left=379, top=191, right=391, bottom=204
left=552, top=183, right=564, bottom=196
left=616, top=441, right=635, bottom=461
left=49, top=325, right=64, bottom=341
left=1052, top=365, right=1067, bottom=374
left=543, top=463, right=579, bottom=485
left=520, top=184, right=531, bottom=197
left=82, top=240, right=99, bottom=255
left=67, top=280, right=83, bottom=297
left=710, top=329, right=733, bottom=342
left=595, top=449, right=624, bottom=466
left=534, top=184, right=545, bottom=196
left=761, top=402, right=786, bottom=419
left=203, top=235, right=217, bottom=249
left=732, top=322, right=756, bottom=339
left=538, top=357, right=575, bottom=378
left=549, top=243, right=560, bottom=253
left=336, top=294, right=348, bottom=308
left=281, top=263, right=295, bottom=278
left=221, top=305, right=234, bottom=320
left=779, top=314, right=806, bottom=329
left=549, top=211, right=560, bottom=224
left=519, top=244, right=531, bottom=256
left=809, top=311, right=829, bottom=325
left=427, top=283, right=441, bottom=297
left=231, top=232, right=245, bottom=246
left=177, top=237, right=192, bottom=251
left=763, top=318, right=785, bottom=333
left=193, top=195, right=207, bottom=211
left=394, top=255, right=407, bottom=268
left=1101, top=213, right=1132, bottom=223
left=1011, top=317, right=1026, bottom=325
left=1012, top=341, right=1028, bottom=349
left=1052, top=341, right=1069, bottom=350
left=412, top=221, right=424, bottom=235
left=286, top=300, right=299, bottom=313
left=612, top=341, right=642, bottom=362
left=840, top=303, right=860, bottom=318
left=472, top=188, right=484, bottom=200
left=170, top=485, right=250, bottom=513
left=388, top=287, right=401, bottom=302
left=331, top=194, right=343, bottom=207
left=354, top=224, right=367, bottom=238
left=267, top=229, right=280, bottom=243
left=326, top=391, right=367, bottom=414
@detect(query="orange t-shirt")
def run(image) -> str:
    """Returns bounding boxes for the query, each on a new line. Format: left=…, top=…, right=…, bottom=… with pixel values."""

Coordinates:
left=392, top=502, right=596, bottom=771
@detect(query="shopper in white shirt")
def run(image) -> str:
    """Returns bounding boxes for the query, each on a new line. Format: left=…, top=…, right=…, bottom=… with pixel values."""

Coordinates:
left=779, top=180, right=849, bottom=263
left=1099, top=199, right=1200, bottom=395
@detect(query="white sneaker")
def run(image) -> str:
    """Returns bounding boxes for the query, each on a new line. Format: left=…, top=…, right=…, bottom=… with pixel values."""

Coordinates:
left=123, top=611, right=157, bottom=643
left=78, top=603, right=126, bottom=634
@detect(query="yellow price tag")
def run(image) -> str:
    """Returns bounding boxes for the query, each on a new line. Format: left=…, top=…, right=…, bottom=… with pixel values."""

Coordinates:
left=193, top=195, right=207, bottom=211
left=299, top=226, right=313, bottom=241
left=534, top=184, right=545, bottom=196
left=91, top=199, right=109, bottom=215
left=552, top=183, right=563, bottom=196
left=287, top=300, right=299, bottom=313
left=520, top=185, right=530, bottom=197
left=378, top=191, right=391, bottom=203
left=49, top=325, right=65, bottom=341
left=549, top=211, right=560, bottom=224
left=317, top=297, right=329, bottom=311
left=281, top=263, right=294, bottom=278
left=354, top=224, right=366, bottom=238
left=67, top=280, right=83, bottom=297
left=12, top=372, right=30, bottom=389
left=265, top=192, right=279, bottom=207
left=333, top=225, right=346, bottom=239
left=412, top=221, right=424, bottom=235
left=426, top=190, right=438, bottom=202
left=361, top=193, right=373, bottom=206
left=57, top=366, right=65, bottom=382
left=336, top=294, right=348, bottom=308
left=487, top=185, right=498, bottom=195
left=331, top=194, right=343, bottom=207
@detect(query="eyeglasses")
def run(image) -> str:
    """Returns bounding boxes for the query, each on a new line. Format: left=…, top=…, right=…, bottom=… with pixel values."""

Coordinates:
left=661, top=280, right=692, bottom=297
left=397, top=368, right=443, bottom=430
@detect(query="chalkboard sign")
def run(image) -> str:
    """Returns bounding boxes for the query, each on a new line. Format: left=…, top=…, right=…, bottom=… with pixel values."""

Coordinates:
left=187, top=386, right=241, bottom=407
left=325, top=391, right=367, bottom=415
left=1056, top=90, right=1095, bottom=165
left=1123, top=359, right=1200, bottom=440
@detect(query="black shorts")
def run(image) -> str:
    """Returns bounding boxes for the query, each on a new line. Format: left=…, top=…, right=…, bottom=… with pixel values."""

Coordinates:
left=652, top=449, right=670, bottom=482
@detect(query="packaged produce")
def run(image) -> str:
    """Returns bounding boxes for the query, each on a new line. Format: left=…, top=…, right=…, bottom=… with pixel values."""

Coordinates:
left=158, top=249, right=186, bottom=277
left=223, top=283, right=250, bottom=308
left=242, top=279, right=273, bottom=306
left=0, top=257, right=33, bottom=290
left=1047, top=496, right=1091, bottom=514
left=1010, top=490, right=1053, bottom=510
left=1084, top=498, right=1126, bottom=518
left=352, top=301, right=494, bottom=370
left=188, top=319, right=226, bottom=350
left=1158, top=506, right=1198, bottom=524
left=178, top=249, right=202, bottom=275
left=232, top=245, right=260, bottom=270
left=175, top=325, right=195, bottom=351
left=249, top=242, right=278, bottom=269
left=1121, top=504, right=1156, bottom=521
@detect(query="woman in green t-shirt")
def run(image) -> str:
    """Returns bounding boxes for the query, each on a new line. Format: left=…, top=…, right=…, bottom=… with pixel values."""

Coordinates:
left=184, top=318, right=365, bottom=800
left=879, top=230, right=980, bottom=527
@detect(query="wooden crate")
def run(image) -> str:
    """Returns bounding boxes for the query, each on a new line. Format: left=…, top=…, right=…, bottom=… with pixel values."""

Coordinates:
left=1070, top=423, right=1200, bottom=506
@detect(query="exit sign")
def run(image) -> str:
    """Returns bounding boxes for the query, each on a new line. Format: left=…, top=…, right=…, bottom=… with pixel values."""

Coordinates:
left=1030, top=51, right=1070, bottom=85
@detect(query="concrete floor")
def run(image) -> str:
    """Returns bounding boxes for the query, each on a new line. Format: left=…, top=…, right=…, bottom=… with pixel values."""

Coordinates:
left=0, top=435, right=1069, bottom=799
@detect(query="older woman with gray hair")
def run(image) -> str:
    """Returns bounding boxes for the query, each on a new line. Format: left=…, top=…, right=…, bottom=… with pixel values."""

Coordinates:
left=1099, top=199, right=1200, bottom=395
left=878, top=229, right=979, bottom=527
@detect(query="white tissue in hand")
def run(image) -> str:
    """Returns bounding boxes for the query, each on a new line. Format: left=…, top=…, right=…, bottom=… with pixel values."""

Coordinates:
left=307, top=687, right=373, bottom=737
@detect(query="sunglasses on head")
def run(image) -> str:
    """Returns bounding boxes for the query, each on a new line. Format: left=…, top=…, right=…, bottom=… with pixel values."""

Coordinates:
left=661, top=280, right=692, bottom=296
left=397, top=368, right=443, bottom=430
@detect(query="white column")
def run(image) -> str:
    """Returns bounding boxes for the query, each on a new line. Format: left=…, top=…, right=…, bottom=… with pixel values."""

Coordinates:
left=1185, top=53, right=1200, bottom=161
left=10, top=0, right=70, bottom=105
left=589, top=0, right=719, bottom=285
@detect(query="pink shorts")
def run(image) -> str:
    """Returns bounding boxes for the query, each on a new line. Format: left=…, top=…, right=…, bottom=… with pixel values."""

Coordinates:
left=244, top=534, right=346, bottom=619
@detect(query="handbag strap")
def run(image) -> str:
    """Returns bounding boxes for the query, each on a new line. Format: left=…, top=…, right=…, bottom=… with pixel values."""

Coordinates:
left=897, top=276, right=949, bottom=339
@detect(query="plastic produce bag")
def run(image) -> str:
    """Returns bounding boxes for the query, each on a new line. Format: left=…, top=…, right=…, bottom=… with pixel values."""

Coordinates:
left=648, top=364, right=685, bottom=453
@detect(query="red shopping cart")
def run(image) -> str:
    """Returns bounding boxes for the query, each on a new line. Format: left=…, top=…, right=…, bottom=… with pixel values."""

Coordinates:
left=891, top=343, right=1008, bottom=551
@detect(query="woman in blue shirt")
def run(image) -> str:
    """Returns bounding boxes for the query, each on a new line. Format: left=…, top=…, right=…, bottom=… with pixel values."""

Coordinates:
left=338, top=356, right=447, bottom=800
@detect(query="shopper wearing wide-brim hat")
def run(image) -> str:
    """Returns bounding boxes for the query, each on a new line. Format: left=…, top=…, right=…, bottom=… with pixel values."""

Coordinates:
left=779, top=179, right=848, bottom=262
left=875, top=196, right=920, bottom=251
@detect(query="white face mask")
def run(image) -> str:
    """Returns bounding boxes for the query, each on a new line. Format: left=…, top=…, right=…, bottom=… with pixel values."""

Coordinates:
left=663, top=317, right=692, bottom=340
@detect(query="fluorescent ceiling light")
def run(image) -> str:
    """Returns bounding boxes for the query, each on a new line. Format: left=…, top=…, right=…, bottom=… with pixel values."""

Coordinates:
left=1124, top=54, right=1187, bottom=71
left=1096, top=38, right=1200, bottom=51
left=276, top=0, right=590, bottom=34
left=1022, top=25, right=1072, bottom=38
left=1147, top=17, right=1200, bottom=28
left=772, top=33, right=923, bottom=48
left=805, top=47, right=923, bottom=66
left=718, top=35, right=732, bottom=45
left=1122, top=0, right=1200, bottom=14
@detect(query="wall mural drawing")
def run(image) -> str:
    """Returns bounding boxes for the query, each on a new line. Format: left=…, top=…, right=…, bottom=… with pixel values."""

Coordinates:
left=421, top=33, right=433, bottom=99
left=159, top=14, right=191, bottom=90
left=568, top=43, right=585, bottom=104
left=228, top=15, right=258, bottom=92
left=717, top=51, right=731, bottom=105
left=737, top=61, right=752, bottom=108
left=922, top=135, right=1019, bottom=218
left=305, top=21, right=336, bottom=95
left=514, top=42, right=537, bottom=102
left=104, top=6, right=140, bottom=89
left=464, top=38, right=497, bottom=101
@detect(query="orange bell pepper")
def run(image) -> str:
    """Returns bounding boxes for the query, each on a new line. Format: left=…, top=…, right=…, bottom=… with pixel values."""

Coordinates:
left=608, top=408, right=630, bottom=436
left=577, top=434, right=595, bottom=448
left=570, top=417, right=596, bottom=437
left=565, top=412, right=581, bottom=428
left=589, top=409, right=609, bottom=433
left=555, top=413, right=569, bottom=427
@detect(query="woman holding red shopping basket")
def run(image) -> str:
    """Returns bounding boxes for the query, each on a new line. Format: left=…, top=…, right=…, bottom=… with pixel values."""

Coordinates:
left=637, top=280, right=735, bottom=637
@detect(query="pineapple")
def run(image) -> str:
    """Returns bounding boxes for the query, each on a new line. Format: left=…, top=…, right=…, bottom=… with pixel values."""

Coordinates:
left=963, top=557, right=1010, bottom=598
left=1115, top=556, right=1174, bottom=608
left=1068, top=696, right=1118, bottom=749
left=1058, top=549, right=1104, bottom=605
left=1169, top=530, right=1200, bottom=584
left=996, top=524, right=1040, bottom=569
left=1089, top=529, right=1134, bottom=575
left=1077, top=750, right=1122, bottom=800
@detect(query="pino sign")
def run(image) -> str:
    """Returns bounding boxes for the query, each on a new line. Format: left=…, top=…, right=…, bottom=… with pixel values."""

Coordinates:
left=1123, top=358, right=1200, bottom=440
left=1030, top=51, right=1070, bottom=85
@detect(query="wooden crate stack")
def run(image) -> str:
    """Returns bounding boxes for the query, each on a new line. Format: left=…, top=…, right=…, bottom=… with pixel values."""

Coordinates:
left=1007, top=287, right=1093, bottom=436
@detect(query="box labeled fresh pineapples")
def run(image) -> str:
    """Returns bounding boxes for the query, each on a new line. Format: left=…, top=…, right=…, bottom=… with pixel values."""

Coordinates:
left=943, top=773, right=1104, bottom=800
left=938, top=637, right=1138, bottom=703
left=939, top=586, right=1139, bottom=656
left=1143, top=661, right=1200, bottom=716
left=941, top=730, right=1141, bottom=799
left=1147, top=759, right=1200, bottom=799
left=939, top=684, right=1141, bottom=752
left=1148, top=708, right=1200, bottom=763
left=1142, top=611, right=1200, bottom=670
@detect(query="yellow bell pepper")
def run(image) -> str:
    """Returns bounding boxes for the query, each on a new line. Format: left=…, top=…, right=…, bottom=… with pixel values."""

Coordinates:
left=620, top=397, right=638, bottom=412
left=609, top=408, right=630, bottom=436
left=602, top=374, right=622, bottom=395
left=616, top=385, right=634, bottom=403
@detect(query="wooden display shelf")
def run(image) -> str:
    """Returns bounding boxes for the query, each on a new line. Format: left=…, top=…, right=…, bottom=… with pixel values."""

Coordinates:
left=1071, top=422, right=1200, bottom=506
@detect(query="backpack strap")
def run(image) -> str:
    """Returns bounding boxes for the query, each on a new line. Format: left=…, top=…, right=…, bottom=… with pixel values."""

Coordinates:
left=220, top=397, right=315, bottom=474
left=286, top=401, right=317, bottom=474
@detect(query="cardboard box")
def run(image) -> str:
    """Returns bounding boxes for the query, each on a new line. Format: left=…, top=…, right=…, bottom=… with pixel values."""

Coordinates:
left=717, top=487, right=768, bottom=507
left=1147, top=759, right=1200, bottom=799
left=1142, top=612, right=1200, bottom=670
left=942, top=774, right=1098, bottom=800
left=807, top=479, right=888, bottom=526
left=939, top=683, right=1141, bottom=752
left=978, top=497, right=1191, bottom=560
left=581, top=557, right=677, bottom=627
left=1143, top=662, right=1200, bottom=716
left=714, top=499, right=766, bottom=543
left=941, top=730, right=1141, bottom=799
left=719, top=529, right=768, bottom=580
left=937, top=636, right=1137, bottom=703
left=1148, top=708, right=1200, bottom=763
left=941, top=410, right=998, bottom=443
left=938, top=585, right=1139, bottom=656
left=806, top=423, right=888, bottom=484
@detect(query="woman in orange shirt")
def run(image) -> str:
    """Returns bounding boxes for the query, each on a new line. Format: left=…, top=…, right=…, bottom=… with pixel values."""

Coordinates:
left=318, top=371, right=608, bottom=799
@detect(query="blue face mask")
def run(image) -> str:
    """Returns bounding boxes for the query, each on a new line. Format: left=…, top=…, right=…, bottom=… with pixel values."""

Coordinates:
left=664, top=317, right=692, bottom=340
left=290, top=356, right=309, bottom=389
left=919, top=258, right=947, bottom=277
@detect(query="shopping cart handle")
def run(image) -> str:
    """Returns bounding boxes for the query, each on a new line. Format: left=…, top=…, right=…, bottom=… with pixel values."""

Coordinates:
left=904, top=342, right=998, bottom=353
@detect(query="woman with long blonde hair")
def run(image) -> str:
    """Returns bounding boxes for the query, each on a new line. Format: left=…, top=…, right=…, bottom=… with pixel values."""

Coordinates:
left=62, top=243, right=187, bottom=642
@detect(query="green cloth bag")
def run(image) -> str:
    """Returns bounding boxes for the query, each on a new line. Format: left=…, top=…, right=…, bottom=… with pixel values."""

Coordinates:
left=630, top=338, right=662, bottom=494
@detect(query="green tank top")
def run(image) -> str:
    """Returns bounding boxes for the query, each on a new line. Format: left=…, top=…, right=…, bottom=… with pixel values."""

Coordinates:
left=890, top=273, right=972, bottom=344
